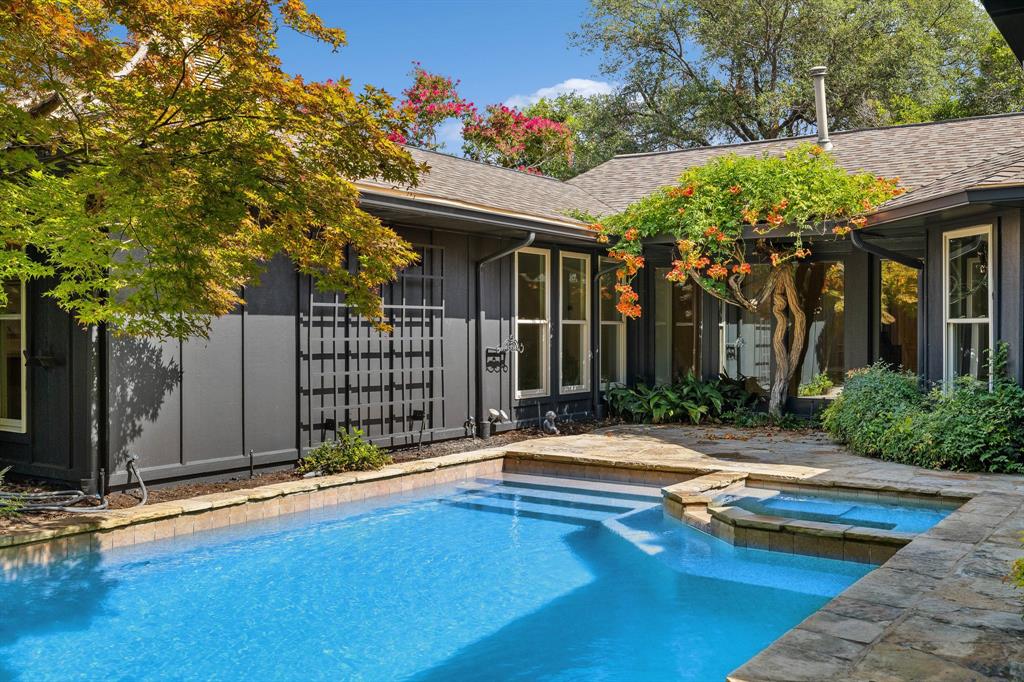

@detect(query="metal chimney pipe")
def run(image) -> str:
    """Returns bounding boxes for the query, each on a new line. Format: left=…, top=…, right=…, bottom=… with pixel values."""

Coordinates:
left=810, top=66, right=832, bottom=151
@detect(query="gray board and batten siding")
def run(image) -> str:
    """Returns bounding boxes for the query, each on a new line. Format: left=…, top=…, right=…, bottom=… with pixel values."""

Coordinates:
left=25, top=223, right=603, bottom=490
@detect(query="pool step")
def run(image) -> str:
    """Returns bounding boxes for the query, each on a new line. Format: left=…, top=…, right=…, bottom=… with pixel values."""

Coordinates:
left=455, top=483, right=640, bottom=514
left=445, top=492, right=614, bottom=526
left=476, top=474, right=663, bottom=503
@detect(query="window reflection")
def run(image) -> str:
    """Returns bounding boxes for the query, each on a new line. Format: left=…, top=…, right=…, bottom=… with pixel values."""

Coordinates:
left=719, top=265, right=771, bottom=389
left=880, top=260, right=918, bottom=372
left=793, top=262, right=844, bottom=397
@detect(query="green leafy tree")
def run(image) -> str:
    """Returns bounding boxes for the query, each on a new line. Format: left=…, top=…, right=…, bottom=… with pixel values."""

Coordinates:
left=573, top=0, right=1020, bottom=149
left=598, top=144, right=903, bottom=415
left=521, top=93, right=643, bottom=179
left=0, top=0, right=423, bottom=338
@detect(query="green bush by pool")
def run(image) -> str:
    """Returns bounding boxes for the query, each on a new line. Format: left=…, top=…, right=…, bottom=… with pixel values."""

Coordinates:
left=822, top=345, right=1024, bottom=473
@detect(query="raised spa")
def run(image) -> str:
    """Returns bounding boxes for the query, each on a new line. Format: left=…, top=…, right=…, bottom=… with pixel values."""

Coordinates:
left=714, top=485, right=956, bottom=533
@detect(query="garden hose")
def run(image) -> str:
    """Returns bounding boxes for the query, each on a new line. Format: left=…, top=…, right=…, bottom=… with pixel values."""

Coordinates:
left=0, top=455, right=148, bottom=513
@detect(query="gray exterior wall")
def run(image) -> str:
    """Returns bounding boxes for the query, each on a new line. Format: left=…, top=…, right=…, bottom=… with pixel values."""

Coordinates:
left=7, top=207, right=1022, bottom=488
left=0, top=277, right=98, bottom=488
left=923, top=209, right=1024, bottom=385
left=98, top=226, right=603, bottom=488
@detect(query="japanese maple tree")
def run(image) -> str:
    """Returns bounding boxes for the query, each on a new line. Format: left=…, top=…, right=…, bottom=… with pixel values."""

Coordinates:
left=0, top=0, right=423, bottom=338
left=599, top=144, right=904, bottom=415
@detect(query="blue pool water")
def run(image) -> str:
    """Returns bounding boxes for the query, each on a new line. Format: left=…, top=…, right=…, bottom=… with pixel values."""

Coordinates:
left=716, top=489, right=954, bottom=533
left=0, top=474, right=872, bottom=681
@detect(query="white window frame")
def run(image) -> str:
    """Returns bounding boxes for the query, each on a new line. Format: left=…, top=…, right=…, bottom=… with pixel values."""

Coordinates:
left=559, top=251, right=590, bottom=393
left=515, top=247, right=550, bottom=399
left=598, top=258, right=626, bottom=387
left=0, top=281, right=26, bottom=433
left=942, top=224, right=995, bottom=385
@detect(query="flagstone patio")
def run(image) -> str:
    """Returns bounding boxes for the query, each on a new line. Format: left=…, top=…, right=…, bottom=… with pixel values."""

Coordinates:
left=504, top=424, right=1024, bottom=682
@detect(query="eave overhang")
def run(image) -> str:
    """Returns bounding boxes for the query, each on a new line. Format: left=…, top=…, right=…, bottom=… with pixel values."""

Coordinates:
left=356, top=183, right=598, bottom=246
left=983, top=1, right=1024, bottom=64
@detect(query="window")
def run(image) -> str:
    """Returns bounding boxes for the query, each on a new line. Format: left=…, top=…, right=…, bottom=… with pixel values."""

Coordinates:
left=654, top=269, right=701, bottom=384
left=792, top=262, right=845, bottom=397
left=880, top=260, right=918, bottom=373
left=719, top=265, right=772, bottom=389
left=0, top=280, right=25, bottom=432
left=515, top=248, right=550, bottom=398
left=944, top=225, right=993, bottom=384
left=598, top=258, right=625, bottom=386
left=560, top=253, right=590, bottom=393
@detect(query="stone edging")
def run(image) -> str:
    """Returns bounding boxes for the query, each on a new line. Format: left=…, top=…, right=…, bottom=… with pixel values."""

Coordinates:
left=0, top=450, right=505, bottom=572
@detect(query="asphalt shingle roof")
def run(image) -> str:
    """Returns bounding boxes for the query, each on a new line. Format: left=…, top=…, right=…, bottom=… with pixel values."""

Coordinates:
left=361, top=147, right=612, bottom=224
left=568, top=112, right=1024, bottom=215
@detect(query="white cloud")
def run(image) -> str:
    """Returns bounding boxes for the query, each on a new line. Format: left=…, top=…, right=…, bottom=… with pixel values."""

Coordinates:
left=504, top=78, right=615, bottom=109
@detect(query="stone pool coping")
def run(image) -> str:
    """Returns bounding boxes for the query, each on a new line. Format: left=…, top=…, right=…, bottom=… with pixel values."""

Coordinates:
left=662, top=472, right=953, bottom=565
left=2, top=428, right=1023, bottom=681
left=0, top=449, right=507, bottom=564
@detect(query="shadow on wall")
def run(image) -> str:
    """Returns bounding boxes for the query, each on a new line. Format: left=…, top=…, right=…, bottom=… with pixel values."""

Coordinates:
left=108, top=337, right=181, bottom=468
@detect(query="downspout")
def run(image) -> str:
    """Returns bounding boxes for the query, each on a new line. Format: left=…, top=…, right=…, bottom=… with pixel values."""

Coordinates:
left=475, top=232, right=535, bottom=438
left=590, top=260, right=621, bottom=419
left=850, top=231, right=923, bottom=270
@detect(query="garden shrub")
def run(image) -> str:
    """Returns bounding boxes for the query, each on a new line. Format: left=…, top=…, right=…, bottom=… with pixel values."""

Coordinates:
left=0, top=466, right=22, bottom=518
left=1012, top=537, right=1024, bottom=594
left=798, top=372, right=834, bottom=397
left=298, top=429, right=393, bottom=475
left=605, top=373, right=759, bottom=425
left=821, top=362, right=924, bottom=456
left=823, top=345, right=1024, bottom=473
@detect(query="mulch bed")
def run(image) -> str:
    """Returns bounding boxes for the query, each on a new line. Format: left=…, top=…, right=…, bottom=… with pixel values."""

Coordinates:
left=0, top=419, right=608, bottom=534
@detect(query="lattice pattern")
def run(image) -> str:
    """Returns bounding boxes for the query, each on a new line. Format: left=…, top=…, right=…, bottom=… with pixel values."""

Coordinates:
left=303, top=244, right=445, bottom=444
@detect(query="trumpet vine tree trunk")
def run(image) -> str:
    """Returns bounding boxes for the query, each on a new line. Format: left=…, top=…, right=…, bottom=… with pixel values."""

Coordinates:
left=698, top=263, right=806, bottom=417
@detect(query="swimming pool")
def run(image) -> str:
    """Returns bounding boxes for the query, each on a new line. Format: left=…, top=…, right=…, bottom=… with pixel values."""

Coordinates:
left=714, top=487, right=954, bottom=533
left=0, top=474, right=872, bottom=681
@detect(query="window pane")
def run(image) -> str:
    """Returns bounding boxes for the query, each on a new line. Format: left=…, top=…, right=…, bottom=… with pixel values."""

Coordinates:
left=719, top=265, right=771, bottom=389
left=561, top=257, right=587, bottom=321
left=517, top=323, right=546, bottom=393
left=517, top=252, right=546, bottom=320
left=880, top=260, right=918, bottom=373
left=948, top=233, right=989, bottom=319
left=672, top=277, right=700, bottom=377
left=561, top=323, right=585, bottom=388
left=2, top=281, right=20, bottom=316
left=793, top=262, right=844, bottom=396
left=948, top=322, right=989, bottom=383
left=1, top=318, right=22, bottom=421
left=599, top=261, right=619, bottom=321
left=600, top=324, right=622, bottom=384
left=654, top=270, right=672, bottom=384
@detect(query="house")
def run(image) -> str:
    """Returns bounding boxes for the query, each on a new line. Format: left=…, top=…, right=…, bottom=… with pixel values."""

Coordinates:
left=3, top=104, right=1024, bottom=491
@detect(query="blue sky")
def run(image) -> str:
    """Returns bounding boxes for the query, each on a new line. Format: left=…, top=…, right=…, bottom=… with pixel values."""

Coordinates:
left=275, top=0, right=611, bottom=150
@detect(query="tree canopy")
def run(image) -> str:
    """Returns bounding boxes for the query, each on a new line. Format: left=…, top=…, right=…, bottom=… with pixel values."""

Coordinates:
left=395, top=65, right=575, bottom=176
left=572, top=0, right=1024, bottom=150
left=598, top=144, right=904, bottom=413
left=0, top=0, right=422, bottom=338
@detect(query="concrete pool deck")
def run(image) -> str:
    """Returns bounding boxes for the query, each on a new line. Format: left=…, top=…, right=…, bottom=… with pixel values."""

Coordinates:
left=503, top=425, right=1024, bottom=682
left=1, top=424, right=1022, bottom=680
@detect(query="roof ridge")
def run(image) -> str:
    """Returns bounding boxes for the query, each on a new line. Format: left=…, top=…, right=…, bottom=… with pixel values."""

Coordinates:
left=591, top=111, right=1024, bottom=163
